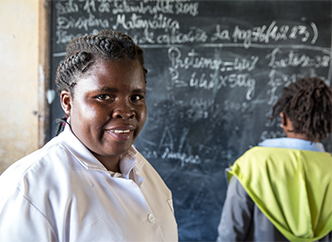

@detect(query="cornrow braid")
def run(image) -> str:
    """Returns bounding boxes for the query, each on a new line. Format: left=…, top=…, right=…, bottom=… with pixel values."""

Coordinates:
left=55, top=30, right=147, bottom=96
left=55, top=51, right=92, bottom=95
left=270, top=77, right=332, bottom=142
left=54, top=115, right=70, bottom=136
left=66, top=30, right=145, bottom=70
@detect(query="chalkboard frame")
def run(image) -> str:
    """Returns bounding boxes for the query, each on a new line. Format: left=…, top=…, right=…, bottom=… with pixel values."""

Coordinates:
left=38, top=0, right=52, bottom=147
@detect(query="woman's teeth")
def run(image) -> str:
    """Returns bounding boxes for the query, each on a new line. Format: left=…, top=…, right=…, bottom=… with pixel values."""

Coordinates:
left=111, top=130, right=130, bottom=134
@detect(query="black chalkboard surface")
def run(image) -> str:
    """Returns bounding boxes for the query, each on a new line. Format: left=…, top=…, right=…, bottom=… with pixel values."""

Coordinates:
left=49, top=1, right=332, bottom=241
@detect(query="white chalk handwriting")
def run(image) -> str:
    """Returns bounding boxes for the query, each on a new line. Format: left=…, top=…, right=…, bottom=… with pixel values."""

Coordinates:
left=266, top=47, right=330, bottom=69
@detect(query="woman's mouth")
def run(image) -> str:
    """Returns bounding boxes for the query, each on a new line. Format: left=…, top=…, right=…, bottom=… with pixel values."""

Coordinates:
left=110, top=129, right=131, bottom=134
left=106, top=127, right=134, bottom=141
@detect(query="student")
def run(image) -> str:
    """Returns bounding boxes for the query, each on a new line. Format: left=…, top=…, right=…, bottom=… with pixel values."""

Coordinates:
left=0, top=30, right=178, bottom=241
left=217, top=77, right=332, bottom=241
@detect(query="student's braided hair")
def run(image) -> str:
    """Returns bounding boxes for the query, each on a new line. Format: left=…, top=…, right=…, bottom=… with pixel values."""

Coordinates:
left=270, top=77, right=332, bottom=142
left=55, top=30, right=147, bottom=96
left=54, top=30, right=147, bottom=135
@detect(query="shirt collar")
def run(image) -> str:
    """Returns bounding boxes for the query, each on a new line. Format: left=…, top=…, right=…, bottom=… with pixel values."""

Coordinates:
left=258, top=138, right=325, bottom=152
left=120, top=146, right=145, bottom=186
left=58, top=125, right=144, bottom=183
left=120, top=146, right=138, bottom=179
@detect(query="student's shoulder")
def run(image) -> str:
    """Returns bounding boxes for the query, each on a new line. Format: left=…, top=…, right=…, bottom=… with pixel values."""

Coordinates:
left=233, top=146, right=283, bottom=168
left=240, top=146, right=291, bottom=160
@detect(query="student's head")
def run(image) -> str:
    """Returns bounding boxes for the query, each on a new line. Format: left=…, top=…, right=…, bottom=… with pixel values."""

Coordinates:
left=271, top=77, right=332, bottom=142
left=55, top=30, right=148, bottom=168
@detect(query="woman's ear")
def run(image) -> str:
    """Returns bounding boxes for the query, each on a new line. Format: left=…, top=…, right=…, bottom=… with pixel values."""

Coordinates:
left=60, top=91, right=72, bottom=116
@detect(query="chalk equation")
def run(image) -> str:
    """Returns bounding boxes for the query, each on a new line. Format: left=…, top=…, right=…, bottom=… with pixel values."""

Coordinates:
left=54, top=0, right=320, bottom=48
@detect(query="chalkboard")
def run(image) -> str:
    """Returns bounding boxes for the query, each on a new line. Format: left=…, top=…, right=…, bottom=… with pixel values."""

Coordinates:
left=49, top=1, right=332, bottom=241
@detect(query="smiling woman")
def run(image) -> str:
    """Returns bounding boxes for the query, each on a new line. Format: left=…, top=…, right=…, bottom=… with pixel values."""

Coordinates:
left=0, top=30, right=178, bottom=242
left=61, top=59, right=147, bottom=171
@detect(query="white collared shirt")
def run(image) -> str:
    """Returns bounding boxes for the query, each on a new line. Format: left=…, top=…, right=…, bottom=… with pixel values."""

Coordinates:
left=0, top=126, right=178, bottom=242
left=258, top=137, right=326, bottom=152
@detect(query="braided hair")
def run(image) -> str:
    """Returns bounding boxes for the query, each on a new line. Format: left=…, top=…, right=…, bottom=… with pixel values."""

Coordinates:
left=270, top=77, right=332, bottom=142
left=55, top=30, right=147, bottom=96
left=54, top=30, right=147, bottom=135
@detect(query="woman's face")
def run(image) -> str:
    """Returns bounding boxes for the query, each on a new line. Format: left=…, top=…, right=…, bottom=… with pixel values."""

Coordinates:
left=61, top=59, right=146, bottom=167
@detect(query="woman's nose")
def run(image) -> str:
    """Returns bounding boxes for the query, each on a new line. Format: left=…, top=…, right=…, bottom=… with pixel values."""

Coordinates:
left=112, top=102, right=135, bottom=119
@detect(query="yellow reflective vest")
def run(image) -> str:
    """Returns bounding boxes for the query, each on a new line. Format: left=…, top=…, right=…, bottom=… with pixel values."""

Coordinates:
left=228, top=147, right=332, bottom=242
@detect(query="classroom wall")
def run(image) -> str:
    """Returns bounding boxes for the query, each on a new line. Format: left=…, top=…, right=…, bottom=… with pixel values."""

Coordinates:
left=0, top=0, right=39, bottom=173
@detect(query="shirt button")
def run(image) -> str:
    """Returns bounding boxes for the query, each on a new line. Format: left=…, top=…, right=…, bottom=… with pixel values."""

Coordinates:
left=147, top=213, right=156, bottom=224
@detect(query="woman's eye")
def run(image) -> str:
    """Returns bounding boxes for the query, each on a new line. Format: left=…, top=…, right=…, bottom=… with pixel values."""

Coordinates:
left=131, top=95, right=144, bottom=101
left=97, top=94, right=113, bottom=100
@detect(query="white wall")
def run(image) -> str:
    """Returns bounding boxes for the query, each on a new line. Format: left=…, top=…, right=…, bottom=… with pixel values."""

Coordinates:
left=0, top=0, right=39, bottom=173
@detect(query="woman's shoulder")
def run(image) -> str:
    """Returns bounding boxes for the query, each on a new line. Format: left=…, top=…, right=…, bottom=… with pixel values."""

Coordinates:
left=0, top=136, right=72, bottom=196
